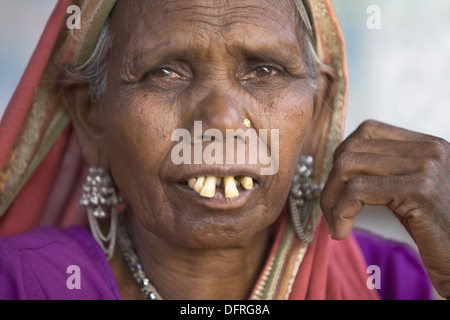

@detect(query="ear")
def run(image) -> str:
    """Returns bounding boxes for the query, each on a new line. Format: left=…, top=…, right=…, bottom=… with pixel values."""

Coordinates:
left=60, top=84, right=108, bottom=168
left=301, top=64, right=337, bottom=158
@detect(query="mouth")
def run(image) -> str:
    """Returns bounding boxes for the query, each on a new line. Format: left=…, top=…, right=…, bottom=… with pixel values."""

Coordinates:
left=165, top=165, right=266, bottom=209
left=170, top=164, right=263, bottom=195
left=184, top=175, right=256, bottom=199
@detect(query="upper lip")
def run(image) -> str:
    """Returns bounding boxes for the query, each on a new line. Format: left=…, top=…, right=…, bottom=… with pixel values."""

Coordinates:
left=165, top=164, right=263, bottom=184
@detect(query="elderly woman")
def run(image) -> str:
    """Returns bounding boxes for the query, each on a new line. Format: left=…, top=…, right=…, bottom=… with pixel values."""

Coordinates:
left=0, top=0, right=448, bottom=300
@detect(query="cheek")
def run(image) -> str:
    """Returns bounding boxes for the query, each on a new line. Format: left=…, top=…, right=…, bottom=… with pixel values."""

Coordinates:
left=100, top=90, right=178, bottom=220
left=264, top=84, right=314, bottom=167
left=258, top=83, right=314, bottom=200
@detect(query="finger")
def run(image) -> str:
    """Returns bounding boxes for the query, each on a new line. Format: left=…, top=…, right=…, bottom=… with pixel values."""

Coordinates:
left=330, top=171, right=450, bottom=297
left=321, top=151, right=431, bottom=218
left=333, top=138, right=449, bottom=164
left=347, top=120, right=445, bottom=143
left=329, top=174, right=430, bottom=240
left=329, top=175, right=389, bottom=240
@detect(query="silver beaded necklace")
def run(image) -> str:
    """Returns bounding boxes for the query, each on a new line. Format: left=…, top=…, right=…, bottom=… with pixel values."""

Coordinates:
left=117, top=224, right=162, bottom=300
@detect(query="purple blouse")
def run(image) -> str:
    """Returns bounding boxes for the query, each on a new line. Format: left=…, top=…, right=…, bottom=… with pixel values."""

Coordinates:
left=0, top=226, right=433, bottom=300
left=0, top=226, right=121, bottom=300
left=352, top=228, right=433, bottom=300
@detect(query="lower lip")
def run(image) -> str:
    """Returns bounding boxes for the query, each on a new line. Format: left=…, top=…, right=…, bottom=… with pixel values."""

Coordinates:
left=171, top=183, right=259, bottom=211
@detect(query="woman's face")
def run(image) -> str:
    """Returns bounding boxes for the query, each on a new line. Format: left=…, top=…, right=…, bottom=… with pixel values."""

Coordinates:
left=102, top=0, right=315, bottom=248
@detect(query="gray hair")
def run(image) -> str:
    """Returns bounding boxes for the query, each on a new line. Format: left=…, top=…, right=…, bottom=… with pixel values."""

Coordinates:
left=65, top=2, right=321, bottom=104
left=64, top=18, right=112, bottom=104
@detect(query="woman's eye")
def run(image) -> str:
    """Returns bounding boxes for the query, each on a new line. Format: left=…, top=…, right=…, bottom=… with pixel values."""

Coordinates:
left=148, top=67, right=181, bottom=79
left=140, top=65, right=190, bottom=91
left=243, top=65, right=281, bottom=80
left=255, top=66, right=276, bottom=77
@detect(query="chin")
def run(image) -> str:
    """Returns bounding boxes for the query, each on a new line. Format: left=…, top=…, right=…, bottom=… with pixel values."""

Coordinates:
left=164, top=207, right=277, bottom=249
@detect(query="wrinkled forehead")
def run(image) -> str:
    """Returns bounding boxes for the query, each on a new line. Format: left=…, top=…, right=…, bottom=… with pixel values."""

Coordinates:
left=109, top=0, right=302, bottom=60
left=111, top=0, right=298, bottom=28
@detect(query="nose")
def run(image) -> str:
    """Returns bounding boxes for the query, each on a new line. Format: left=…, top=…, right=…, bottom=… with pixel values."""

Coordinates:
left=188, top=88, right=256, bottom=167
left=196, top=91, right=243, bottom=134
left=194, top=90, right=245, bottom=135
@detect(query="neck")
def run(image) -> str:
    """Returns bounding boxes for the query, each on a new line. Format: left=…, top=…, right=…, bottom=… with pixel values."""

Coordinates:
left=119, top=213, right=270, bottom=300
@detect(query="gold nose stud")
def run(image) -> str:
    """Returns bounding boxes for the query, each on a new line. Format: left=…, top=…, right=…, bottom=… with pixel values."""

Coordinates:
left=243, top=118, right=251, bottom=128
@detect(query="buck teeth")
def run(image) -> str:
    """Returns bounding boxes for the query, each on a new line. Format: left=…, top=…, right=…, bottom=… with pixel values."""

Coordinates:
left=187, top=175, right=254, bottom=198
left=240, top=176, right=253, bottom=190
left=224, top=176, right=239, bottom=198
left=193, top=176, right=206, bottom=193
left=200, top=176, right=217, bottom=198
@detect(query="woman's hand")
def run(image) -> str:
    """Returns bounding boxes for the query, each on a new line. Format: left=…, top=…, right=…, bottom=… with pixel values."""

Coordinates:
left=320, top=120, right=450, bottom=298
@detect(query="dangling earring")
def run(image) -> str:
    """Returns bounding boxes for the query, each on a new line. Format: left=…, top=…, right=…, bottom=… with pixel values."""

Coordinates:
left=80, top=167, right=124, bottom=260
left=289, top=155, right=322, bottom=244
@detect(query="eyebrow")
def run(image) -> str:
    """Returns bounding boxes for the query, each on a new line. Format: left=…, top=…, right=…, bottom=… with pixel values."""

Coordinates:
left=123, top=40, right=191, bottom=81
left=237, top=41, right=306, bottom=73
left=121, top=32, right=307, bottom=82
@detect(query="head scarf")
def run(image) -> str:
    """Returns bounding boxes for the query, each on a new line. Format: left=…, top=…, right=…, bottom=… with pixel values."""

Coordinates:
left=0, top=0, right=377, bottom=299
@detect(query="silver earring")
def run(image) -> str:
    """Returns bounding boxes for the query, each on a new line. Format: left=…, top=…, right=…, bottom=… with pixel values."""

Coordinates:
left=80, top=167, right=124, bottom=260
left=289, top=155, right=322, bottom=244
